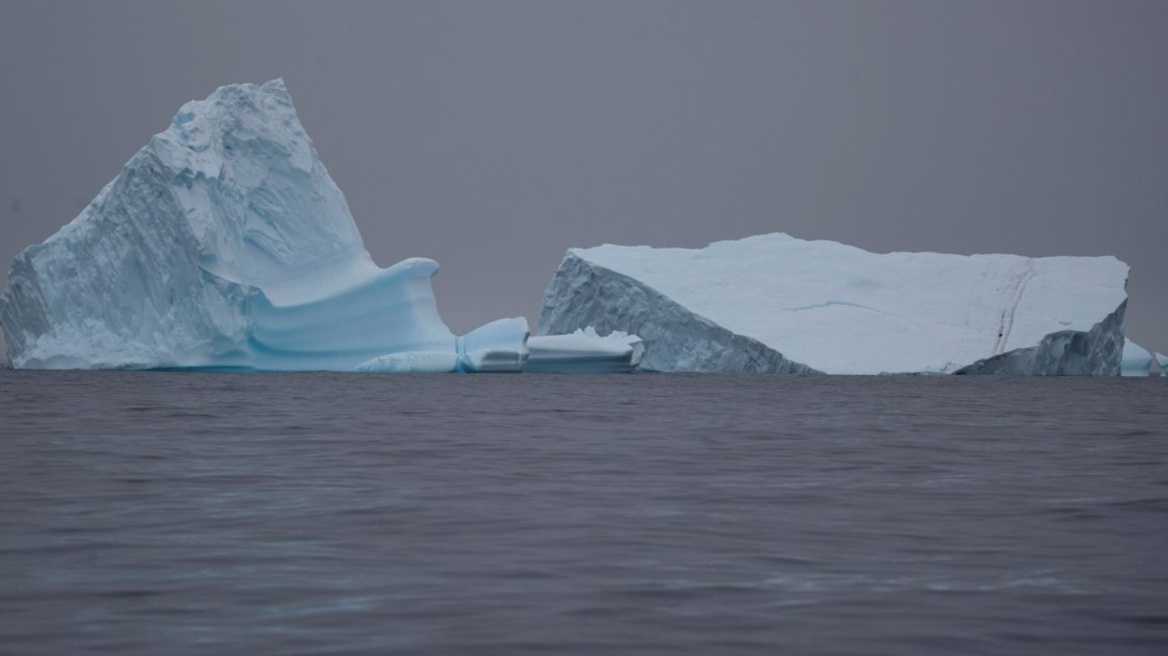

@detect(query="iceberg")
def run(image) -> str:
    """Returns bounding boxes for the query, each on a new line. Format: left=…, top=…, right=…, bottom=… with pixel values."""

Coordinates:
left=0, top=80, right=527, bottom=372
left=1120, top=339, right=1154, bottom=377
left=539, top=233, right=1129, bottom=375
left=1157, top=353, right=1168, bottom=377
left=526, top=327, right=644, bottom=373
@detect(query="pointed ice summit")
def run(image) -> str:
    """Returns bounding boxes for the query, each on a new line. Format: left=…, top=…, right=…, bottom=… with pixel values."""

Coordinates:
left=540, top=233, right=1130, bottom=375
left=0, top=80, right=529, bottom=371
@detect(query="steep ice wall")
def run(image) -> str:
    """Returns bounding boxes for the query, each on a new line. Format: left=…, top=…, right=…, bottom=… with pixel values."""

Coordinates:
left=0, top=80, right=525, bottom=371
left=540, top=234, right=1129, bottom=375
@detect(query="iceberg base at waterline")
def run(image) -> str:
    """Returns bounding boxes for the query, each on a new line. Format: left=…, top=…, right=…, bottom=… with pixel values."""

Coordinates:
left=1118, top=339, right=1155, bottom=377
left=526, top=328, right=644, bottom=374
left=351, top=317, right=532, bottom=374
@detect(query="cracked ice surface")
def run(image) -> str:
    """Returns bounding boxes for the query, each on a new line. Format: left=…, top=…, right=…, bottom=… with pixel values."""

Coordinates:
left=0, top=80, right=526, bottom=371
left=540, top=233, right=1129, bottom=375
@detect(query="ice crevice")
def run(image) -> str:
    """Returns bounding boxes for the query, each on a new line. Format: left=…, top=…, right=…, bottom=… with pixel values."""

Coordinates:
left=994, top=260, right=1036, bottom=355
left=784, top=301, right=883, bottom=314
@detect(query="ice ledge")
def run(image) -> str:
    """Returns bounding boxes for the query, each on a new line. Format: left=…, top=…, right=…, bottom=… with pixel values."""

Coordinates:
left=526, top=327, right=645, bottom=374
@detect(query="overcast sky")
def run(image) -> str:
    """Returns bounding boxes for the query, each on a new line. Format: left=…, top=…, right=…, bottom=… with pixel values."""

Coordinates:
left=1, top=0, right=1165, bottom=357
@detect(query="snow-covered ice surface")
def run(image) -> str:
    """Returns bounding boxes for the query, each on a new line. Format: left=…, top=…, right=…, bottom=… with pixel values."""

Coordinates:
left=0, top=80, right=526, bottom=371
left=526, top=328, right=644, bottom=374
left=1119, top=339, right=1154, bottom=377
left=540, top=233, right=1129, bottom=375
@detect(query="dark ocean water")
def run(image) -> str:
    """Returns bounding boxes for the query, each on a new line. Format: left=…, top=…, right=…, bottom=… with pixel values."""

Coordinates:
left=0, top=371, right=1166, bottom=655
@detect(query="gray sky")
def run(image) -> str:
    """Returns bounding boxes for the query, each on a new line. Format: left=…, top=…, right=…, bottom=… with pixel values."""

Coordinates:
left=2, top=0, right=1166, bottom=356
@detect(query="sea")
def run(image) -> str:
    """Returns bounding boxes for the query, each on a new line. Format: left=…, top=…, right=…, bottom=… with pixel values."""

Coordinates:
left=0, top=371, right=1165, bottom=655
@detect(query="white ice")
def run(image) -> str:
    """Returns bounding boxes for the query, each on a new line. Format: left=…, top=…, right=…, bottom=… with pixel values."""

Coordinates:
left=526, top=327, right=644, bottom=374
left=1120, top=339, right=1154, bottom=377
left=0, top=80, right=526, bottom=372
left=540, top=233, right=1130, bottom=375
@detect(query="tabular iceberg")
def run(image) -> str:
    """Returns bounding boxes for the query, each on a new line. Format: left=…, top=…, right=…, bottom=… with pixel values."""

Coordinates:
left=0, top=80, right=527, bottom=372
left=539, top=233, right=1130, bottom=375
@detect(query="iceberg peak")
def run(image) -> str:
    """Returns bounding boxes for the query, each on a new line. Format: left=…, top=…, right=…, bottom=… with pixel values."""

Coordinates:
left=0, top=81, right=526, bottom=372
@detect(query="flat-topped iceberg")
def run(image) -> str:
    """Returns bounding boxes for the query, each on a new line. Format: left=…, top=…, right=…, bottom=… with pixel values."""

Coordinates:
left=539, top=233, right=1130, bottom=375
left=0, top=80, right=527, bottom=371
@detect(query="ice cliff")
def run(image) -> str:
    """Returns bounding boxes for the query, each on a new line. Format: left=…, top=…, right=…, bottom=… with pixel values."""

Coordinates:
left=0, top=80, right=527, bottom=371
left=539, top=233, right=1130, bottom=375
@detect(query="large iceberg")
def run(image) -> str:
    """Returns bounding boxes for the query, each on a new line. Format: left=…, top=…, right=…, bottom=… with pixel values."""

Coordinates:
left=0, top=80, right=527, bottom=371
left=539, top=233, right=1130, bottom=375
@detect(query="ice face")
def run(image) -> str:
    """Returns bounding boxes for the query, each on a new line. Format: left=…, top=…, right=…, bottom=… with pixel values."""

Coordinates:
left=1120, top=339, right=1154, bottom=377
left=0, top=80, right=527, bottom=371
left=540, top=233, right=1130, bottom=375
left=526, top=327, right=644, bottom=374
